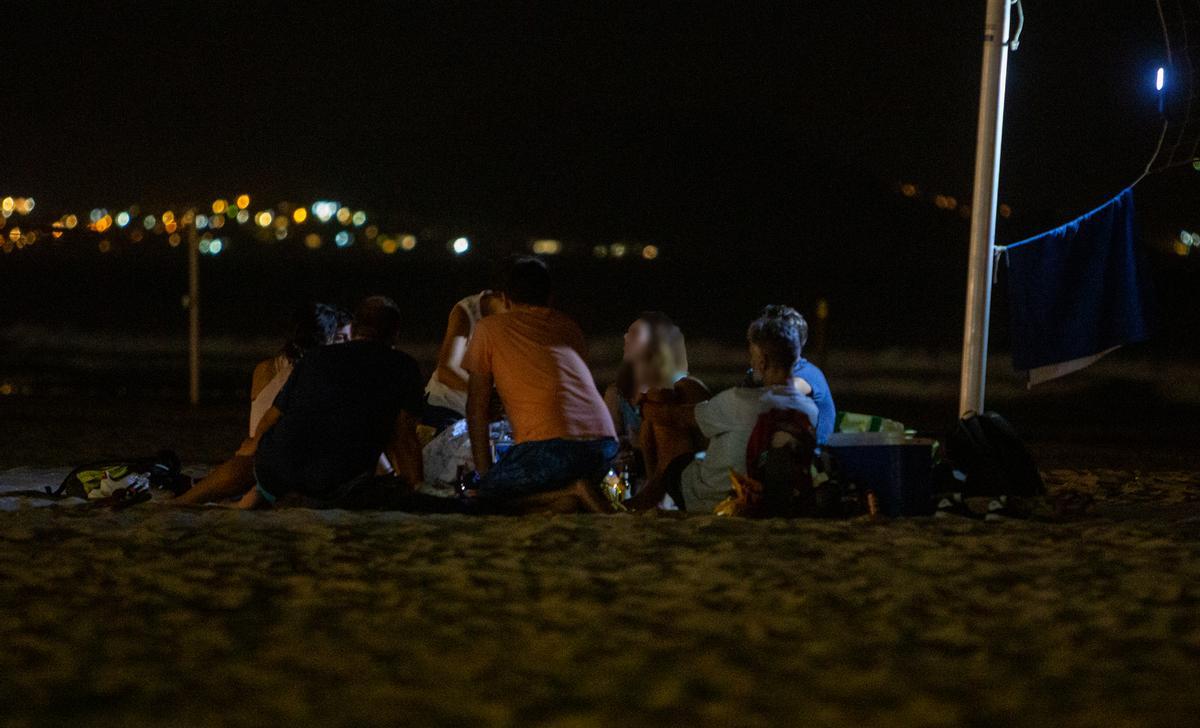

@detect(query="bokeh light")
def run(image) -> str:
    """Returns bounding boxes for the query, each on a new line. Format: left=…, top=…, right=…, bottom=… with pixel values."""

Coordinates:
left=451, top=236, right=470, bottom=255
left=292, top=207, right=308, bottom=224
left=400, top=234, right=417, bottom=251
left=236, top=194, right=251, bottom=209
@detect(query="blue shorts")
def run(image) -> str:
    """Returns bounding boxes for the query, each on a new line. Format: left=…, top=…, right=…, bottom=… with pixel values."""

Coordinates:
left=478, top=438, right=619, bottom=500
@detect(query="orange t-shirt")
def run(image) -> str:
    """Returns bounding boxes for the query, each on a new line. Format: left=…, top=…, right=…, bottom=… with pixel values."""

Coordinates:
left=463, top=307, right=616, bottom=444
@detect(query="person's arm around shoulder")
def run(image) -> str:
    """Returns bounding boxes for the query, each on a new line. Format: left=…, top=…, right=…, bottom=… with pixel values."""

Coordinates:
left=434, top=304, right=473, bottom=391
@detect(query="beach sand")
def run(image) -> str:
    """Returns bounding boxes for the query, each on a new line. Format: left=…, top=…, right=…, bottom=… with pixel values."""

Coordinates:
left=1, top=466, right=1198, bottom=726
left=2, top=369, right=1199, bottom=726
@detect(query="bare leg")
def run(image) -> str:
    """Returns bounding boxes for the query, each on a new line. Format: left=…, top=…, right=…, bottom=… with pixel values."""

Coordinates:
left=174, top=455, right=255, bottom=505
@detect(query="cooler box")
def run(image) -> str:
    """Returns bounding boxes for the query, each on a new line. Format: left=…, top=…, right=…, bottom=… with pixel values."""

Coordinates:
left=827, top=433, right=936, bottom=517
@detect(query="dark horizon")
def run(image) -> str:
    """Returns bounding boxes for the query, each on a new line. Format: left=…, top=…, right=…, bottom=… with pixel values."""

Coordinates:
left=2, top=2, right=1180, bottom=247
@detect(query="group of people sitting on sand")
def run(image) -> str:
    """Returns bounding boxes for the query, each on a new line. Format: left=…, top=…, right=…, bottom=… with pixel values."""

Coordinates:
left=175, top=256, right=835, bottom=514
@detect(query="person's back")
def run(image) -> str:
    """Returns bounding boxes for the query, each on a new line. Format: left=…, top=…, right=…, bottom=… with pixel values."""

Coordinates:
left=255, top=340, right=423, bottom=499
left=681, top=384, right=817, bottom=512
left=463, top=256, right=617, bottom=507
left=793, top=357, right=835, bottom=445
left=470, top=307, right=614, bottom=444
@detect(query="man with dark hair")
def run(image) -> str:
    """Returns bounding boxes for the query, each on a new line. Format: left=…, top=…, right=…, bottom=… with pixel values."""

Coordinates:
left=760, top=304, right=836, bottom=445
left=181, top=295, right=430, bottom=509
left=462, top=257, right=617, bottom=511
left=631, top=310, right=817, bottom=513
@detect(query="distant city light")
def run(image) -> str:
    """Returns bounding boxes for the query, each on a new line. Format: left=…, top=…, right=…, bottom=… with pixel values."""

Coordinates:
left=400, top=234, right=417, bottom=251
left=451, top=236, right=470, bottom=255
left=1157, top=67, right=1165, bottom=92
left=304, top=233, right=322, bottom=249
left=115, top=211, right=131, bottom=228
left=194, top=214, right=209, bottom=230
left=0, top=197, right=12, bottom=214
left=336, top=206, right=353, bottom=225
left=351, top=210, right=367, bottom=227
left=212, top=199, right=228, bottom=215
left=641, top=244, right=659, bottom=260
left=292, top=207, right=308, bottom=224
left=592, top=245, right=608, bottom=259
left=311, top=201, right=339, bottom=223
left=610, top=243, right=627, bottom=258
left=335, top=230, right=353, bottom=247
left=236, top=209, right=250, bottom=224
left=236, top=194, right=251, bottom=209
left=532, top=239, right=562, bottom=255
left=143, top=214, right=157, bottom=230
left=380, top=238, right=398, bottom=254
left=255, top=210, right=274, bottom=228
left=90, top=208, right=105, bottom=223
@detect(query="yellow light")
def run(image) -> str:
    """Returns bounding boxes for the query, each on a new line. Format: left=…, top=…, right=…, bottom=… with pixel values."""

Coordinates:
left=273, top=215, right=288, bottom=230
left=256, top=210, right=274, bottom=228
left=365, top=225, right=379, bottom=240
left=380, top=238, right=398, bottom=254
left=641, top=244, right=659, bottom=260
left=93, top=215, right=113, bottom=233
left=400, top=234, right=417, bottom=251
left=304, top=232, right=322, bottom=249
left=210, top=214, right=225, bottom=229
left=98, top=239, right=112, bottom=253
left=336, top=206, right=352, bottom=225
left=162, top=211, right=175, bottom=225
left=164, top=220, right=178, bottom=234
left=236, top=194, right=251, bottom=209
left=8, top=227, right=20, bottom=242
left=212, top=199, right=228, bottom=215
left=1174, top=239, right=1191, bottom=256
left=0, top=197, right=12, bottom=213
left=532, top=239, right=562, bottom=255
left=292, top=207, right=308, bottom=224
left=168, top=232, right=182, bottom=247
left=998, top=203, right=1013, bottom=219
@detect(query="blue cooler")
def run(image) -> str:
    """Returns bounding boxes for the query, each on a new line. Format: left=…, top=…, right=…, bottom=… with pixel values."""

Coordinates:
left=827, top=433, right=936, bottom=517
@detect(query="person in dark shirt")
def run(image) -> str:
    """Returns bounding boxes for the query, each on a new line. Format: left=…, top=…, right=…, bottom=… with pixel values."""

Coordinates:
left=250, top=296, right=425, bottom=507
left=176, top=296, right=427, bottom=509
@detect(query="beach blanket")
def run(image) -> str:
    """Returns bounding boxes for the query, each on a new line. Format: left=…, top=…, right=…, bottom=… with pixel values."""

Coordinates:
left=1003, top=187, right=1152, bottom=386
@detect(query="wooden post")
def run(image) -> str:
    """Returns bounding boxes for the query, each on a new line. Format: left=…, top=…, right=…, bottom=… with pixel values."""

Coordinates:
left=187, top=218, right=200, bottom=405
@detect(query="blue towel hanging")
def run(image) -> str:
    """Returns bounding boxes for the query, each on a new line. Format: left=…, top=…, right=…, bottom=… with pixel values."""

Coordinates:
left=1003, top=187, right=1152, bottom=386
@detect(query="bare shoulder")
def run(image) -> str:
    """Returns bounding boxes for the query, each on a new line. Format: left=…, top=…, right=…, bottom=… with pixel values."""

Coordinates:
left=250, top=358, right=277, bottom=400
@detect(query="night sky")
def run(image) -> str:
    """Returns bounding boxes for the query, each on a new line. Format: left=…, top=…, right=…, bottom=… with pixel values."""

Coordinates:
left=4, top=2, right=1171, bottom=247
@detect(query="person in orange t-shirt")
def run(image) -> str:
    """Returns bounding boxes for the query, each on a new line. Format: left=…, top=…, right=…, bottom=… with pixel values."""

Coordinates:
left=462, top=257, right=617, bottom=511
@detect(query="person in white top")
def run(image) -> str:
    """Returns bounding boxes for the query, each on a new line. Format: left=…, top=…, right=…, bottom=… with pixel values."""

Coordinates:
left=631, top=310, right=818, bottom=513
left=422, top=290, right=508, bottom=431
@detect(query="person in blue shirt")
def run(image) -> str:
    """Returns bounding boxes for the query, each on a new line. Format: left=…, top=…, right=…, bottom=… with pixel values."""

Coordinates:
left=761, top=304, right=836, bottom=446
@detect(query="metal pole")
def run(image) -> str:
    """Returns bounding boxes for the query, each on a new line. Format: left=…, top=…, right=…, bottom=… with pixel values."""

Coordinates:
left=187, top=218, right=200, bottom=405
left=958, top=0, right=1012, bottom=416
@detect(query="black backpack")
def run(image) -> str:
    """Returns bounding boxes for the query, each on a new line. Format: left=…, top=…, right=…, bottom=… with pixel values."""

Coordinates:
left=947, top=412, right=1044, bottom=497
